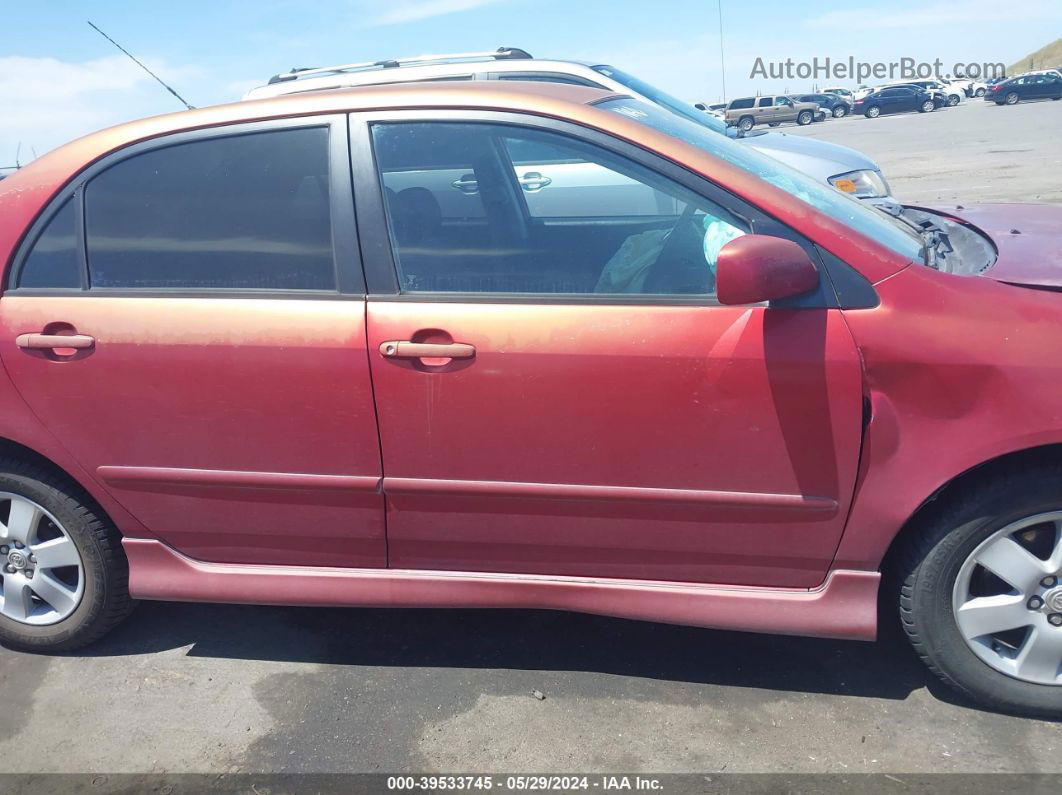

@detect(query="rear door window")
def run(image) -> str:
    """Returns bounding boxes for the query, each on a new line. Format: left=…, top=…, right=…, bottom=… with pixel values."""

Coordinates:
left=16, top=198, right=80, bottom=289
left=84, top=127, right=336, bottom=290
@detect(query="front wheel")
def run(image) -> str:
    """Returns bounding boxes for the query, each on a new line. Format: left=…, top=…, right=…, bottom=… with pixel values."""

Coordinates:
left=796, top=110, right=813, bottom=125
left=897, top=465, right=1062, bottom=717
left=832, top=105, right=848, bottom=118
left=920, top=100, right=935, bottom=113
left=1005, top=92, right=1020, bottom=105
left=947, top=94, right=961, bottom=107
left=975, top=88, right=986, bottom=97
left=0, top=459, right=135, bottom=651
left=864, top=105, right=881, bottom=118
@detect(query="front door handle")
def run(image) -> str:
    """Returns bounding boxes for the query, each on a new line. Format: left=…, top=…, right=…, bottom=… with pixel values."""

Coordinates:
left=379, top=341, right=475, bottom=360
left=518, top=172, right=552, bottom=192
left=16, top=333, right=95, bottom=351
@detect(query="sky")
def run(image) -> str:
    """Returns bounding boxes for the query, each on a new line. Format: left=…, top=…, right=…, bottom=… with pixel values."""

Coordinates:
left=2, top=0, right=1060, bottom=164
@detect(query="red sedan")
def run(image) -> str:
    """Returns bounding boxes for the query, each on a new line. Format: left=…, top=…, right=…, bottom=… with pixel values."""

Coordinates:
left=0, top=82, right=1060, bottom=716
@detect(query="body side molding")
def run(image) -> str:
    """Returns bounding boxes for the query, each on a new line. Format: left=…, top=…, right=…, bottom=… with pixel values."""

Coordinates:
left=124, top=538, right=878, bottom=640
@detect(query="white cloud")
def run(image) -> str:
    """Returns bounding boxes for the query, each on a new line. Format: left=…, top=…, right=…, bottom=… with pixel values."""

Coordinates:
left=0, top=55, right=202, bottom=163
left=806, top=0, right=1062, bottom=30
left=368, top=0, right=510, bottom=26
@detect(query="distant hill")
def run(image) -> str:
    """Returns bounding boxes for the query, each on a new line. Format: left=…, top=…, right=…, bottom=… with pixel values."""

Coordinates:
left=1009, top=38, right=1062, bottom=73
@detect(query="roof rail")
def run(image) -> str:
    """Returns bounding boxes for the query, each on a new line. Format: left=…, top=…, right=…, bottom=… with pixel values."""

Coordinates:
left=267, top=47, right=533, bottom=85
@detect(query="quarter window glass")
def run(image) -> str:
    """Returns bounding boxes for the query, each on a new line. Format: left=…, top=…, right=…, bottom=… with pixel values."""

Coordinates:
left=85, top=127, right=335, bottom=290
left=17, top=198, right=80, bottom=289
left=371, top=122, right=747, bottom=296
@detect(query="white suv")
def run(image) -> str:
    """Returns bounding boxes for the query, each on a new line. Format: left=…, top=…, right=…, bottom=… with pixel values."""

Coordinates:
left=244, top=48, right=898, bottom=208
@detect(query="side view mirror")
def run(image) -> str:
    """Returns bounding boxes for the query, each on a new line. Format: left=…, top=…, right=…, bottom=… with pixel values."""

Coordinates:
left=715, top=235, right=819, bottom=305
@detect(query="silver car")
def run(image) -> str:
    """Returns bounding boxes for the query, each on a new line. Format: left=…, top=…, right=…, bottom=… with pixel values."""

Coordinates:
left=244, top=48, right=898, bottom=209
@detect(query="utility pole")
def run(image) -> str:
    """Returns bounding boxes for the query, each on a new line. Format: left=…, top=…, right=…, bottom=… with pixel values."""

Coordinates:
left=717, top=0, right=727, bottom=103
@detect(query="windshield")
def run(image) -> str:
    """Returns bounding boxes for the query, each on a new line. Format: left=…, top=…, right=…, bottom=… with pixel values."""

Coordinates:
left=592, top=65, right=729, bottom=136
left=597, top=97, right=924, bottom=262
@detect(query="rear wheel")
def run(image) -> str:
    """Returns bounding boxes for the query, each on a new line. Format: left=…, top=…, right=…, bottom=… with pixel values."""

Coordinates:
left=796, top=110, right=813, bottom=126
left=0, top=459, right=134, bottom=651
left=897, top=465, right=1062, bottom=717
left=832, top=105, right=848, bottom=118
left=864, top=105, right=881, bottom=118
left=947, top=94, right=961, bottom=107
left=737, top=116, right=754, bottom=132
left=1005, top=92, right=1020, bottom=105
left=975, top=88, right=986, bottom=97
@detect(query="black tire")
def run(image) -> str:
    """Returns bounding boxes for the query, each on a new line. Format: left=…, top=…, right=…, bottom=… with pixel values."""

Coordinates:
left=0, top=458, right=135, bottom=652
left=975, top=88, right=986, bottom=97
left=947, top=94, right=961, bottom=107
left=832, top=105, right=848, bottom=118
left=895, top=463, right=1062, bottom=717
left=796, top=110, right=813, bottom=126
left=865, top=105, right=881, bottom=118
left=919, top=100, right=935, bottom=113
left=737, top=116, right=754, bottom=132
left=767, top=122, right=780, bottom=127
left=1005, top=92, right=1020, bottom=105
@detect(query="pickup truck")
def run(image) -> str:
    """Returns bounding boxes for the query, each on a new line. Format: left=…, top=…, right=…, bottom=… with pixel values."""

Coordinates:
left=724, top=95, right=821, bottom=132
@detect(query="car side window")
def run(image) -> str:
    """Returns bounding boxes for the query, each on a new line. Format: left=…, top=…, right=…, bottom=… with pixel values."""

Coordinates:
left=757, top=97, right=774, bottom=107
left=370, top=122, right=748, bottom=297
left=729, top=98, right=753, bottom=109
left=84, top=127, right=336, bottom=290
left=16, top=198, right=81, bottom=289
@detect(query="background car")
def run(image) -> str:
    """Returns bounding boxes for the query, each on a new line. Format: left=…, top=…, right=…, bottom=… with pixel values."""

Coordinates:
left=883, top=79, right=963, bottom=106
left=987, top=73, right=1062, bottom=104
left=723, top=95, right=819, bottom=130
left=854, top=86, right=937, bottom=117
left=245, top=48, right=898, bottom=208
left=821, top=86, right=855, bottom=102
left=792, top=92, right=853, bottom=118
left=948, top=77, right=988, bottom=97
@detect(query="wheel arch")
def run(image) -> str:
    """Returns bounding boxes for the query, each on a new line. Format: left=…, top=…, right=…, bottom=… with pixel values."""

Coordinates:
left=0, top=434, right=148, bottom=539
left=881, top=443, right=1062, bottom=576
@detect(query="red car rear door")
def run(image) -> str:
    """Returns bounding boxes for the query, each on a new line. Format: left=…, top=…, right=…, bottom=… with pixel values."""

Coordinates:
left=0, top=117, right=385, bottom=568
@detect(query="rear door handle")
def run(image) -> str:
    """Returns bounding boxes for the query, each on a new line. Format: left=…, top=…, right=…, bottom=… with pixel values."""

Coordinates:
left=16, top=333, right=95, bottom=351
left=379, top=341, right=475, bottom=360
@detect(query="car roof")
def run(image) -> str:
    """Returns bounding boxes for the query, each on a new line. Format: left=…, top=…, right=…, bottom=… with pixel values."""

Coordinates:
left=15, top=80, right=617, bottom=179
left=0, top=79, right=916, bottom=288
left=244, top=55, right=605, bottom=100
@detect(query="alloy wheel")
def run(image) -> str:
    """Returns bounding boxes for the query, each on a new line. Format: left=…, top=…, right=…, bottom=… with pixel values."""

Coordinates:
left=0, top=493, right=84, bottom=626
left=953, top=512, right=1062, bottom=685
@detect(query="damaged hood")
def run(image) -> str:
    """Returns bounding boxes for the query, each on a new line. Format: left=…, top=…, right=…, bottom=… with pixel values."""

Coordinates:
left=935, top=203, right=1062, bottom=288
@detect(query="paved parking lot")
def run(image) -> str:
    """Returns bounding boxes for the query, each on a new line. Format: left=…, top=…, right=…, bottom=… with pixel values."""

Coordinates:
left=2, top=94, right=1062, bottom=779
left=785, top=97, right=1062, bottom=205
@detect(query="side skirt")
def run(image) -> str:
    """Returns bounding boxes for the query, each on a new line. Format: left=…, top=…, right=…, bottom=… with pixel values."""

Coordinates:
left=124, top=538, right=879, bottom=641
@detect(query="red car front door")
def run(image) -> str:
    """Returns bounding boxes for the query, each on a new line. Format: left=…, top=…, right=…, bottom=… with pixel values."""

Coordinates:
left=357, top=114, right=865, bottom=588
